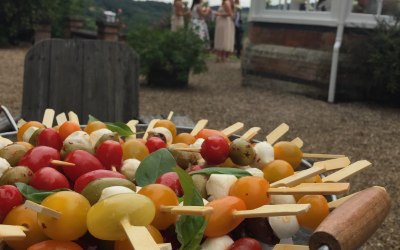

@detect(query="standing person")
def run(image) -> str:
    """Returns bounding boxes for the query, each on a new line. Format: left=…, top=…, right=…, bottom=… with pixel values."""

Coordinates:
left=214, top=0, right=235, bottom=62
left=190, top=0, right=211, bottom=47
left=233, top=0, right=243, bottom=58
left=171, top=0, right=190, bottom=32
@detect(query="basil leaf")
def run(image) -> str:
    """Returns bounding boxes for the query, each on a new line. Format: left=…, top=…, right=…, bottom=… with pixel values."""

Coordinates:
left=15, top=182, right=69, bottom=204
left=105, top=122, right=135, bottom=137
left=175, top=167, right=207, bottom=250
left=88, top=115, right=99, bottom=123
left=189, top=167, right=252, bottom=178
left=135, top=148, right=177, bottom=186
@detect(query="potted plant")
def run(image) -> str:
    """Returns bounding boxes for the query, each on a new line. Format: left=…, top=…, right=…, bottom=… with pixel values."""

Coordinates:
left=127, top=26, right=208, bottom=87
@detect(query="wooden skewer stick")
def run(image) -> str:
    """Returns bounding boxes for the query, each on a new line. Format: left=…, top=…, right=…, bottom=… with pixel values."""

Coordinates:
left=270, top=166, right=326, bottom=188
left=268, top=183, right=350, bottom=195
left=313, top=157, right=351, bottom=171
left=68, top=111, right=79, bottom=125
left=232, top=204, right=310, bottom=218
left=120, top=217, right=164, bottom=250
left=172, top=147, right=201, bottom=153
left=273, top=244, right=310, bottom=250
left=24, top=200, right=61, bottom=219
left=266, top=123, right=289, bottom=145
left=240, top=127, right=261, bottom=142
left=51, top=160, right=75, bottom=167
left=221, top=122, right=244, bottom=137
left=302, top=153, right=346, bottom=159
left=0, top=225, right=28, bottom=240
left=328, top=186, right=386, bottom=210
left=143, top=119, right=160, bottom=140
left=190, top=119, right=208, bottom=137
left=166, top=111, right=174, bottom=121
left=322, top=160, right=371, bottom=183
left=291, top=137, right=304, bottom=148
left=56, top=113, right=68, bottom=126
left=126, top=120, right=139, bottom=139
left=42, top=108, right=55, bottom=128
left=160, top=205, right=214, bottom=216
left=17, top=119, right=27, bottom=128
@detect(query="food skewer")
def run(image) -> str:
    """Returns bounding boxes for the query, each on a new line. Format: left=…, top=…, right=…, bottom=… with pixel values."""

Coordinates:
left=126, top=119, right=139, bottom=139
left=68, top=111, right=79, bottom=125
left=302, top=153, right=346, bottom=159
left=240, top=127, right=261, bottom=141
left=166, top=111, right=174, bottom=121
left=266, top=123, right=289, bottom=145
left=273, top=244, right=310, bottom=250
left=190, top=119, right=209, bottom=137
left=17, top=119, right=26, bottom=128
left=322, top=160, right=371, bottom=183
left=42, top=108, right=55, bottom=128
left=50, top=160, right=76, bottom=167
left=143, top=119, right=160, bottom=140
left=267, top=183, right=350, bottom=195
left=291, top=137, right=304, bottom=148
left=313, top=157, right=350, bottom=171
left=0, top=225, right=28, bottom=240
left=120, top=219, right=167, bottom=250
left=221, top=122, right=244, bottom=137
left=23, top=200, right=61, bottom=219
left=56, top=112, right=68, bottom=126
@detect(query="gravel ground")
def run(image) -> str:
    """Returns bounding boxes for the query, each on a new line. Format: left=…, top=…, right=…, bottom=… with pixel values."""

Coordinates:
left=1, top=48, right=399, bottom=249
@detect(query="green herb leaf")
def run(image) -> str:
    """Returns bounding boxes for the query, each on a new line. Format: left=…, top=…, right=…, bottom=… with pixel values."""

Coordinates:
left=88, top=115, right=99, bottom=123
left=105, top=122, right=134, bottom=137
left=175, top=167, right=207, bottom=250
left=135, top=148, right=177, bottom=186
left=189, top=167, right=252, bottom=178
left=15, top=182, right=69, bottom=204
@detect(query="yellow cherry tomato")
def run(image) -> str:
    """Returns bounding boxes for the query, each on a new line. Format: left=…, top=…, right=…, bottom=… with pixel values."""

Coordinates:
left=262, top=159, right=294, bottom=183
left=296, top=195, right=329, bottom=231
left=273, top=141, right=303, bottom=169
left=123, top=139, right=149, bottom=161
left=84, top=121, right=107, bottom=134
left=27, top=240, right=83, bottom=250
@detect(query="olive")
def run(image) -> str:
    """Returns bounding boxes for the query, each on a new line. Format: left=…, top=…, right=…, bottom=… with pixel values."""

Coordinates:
left=229, top=138, right=256, bottom=166
left=0, top=143, right=29, bottom=166
left=191, top=174, right=208, bottom=198
left=61, top=131, right=94, bottom=158
left=0, top=166, right=34, bottom=185
left=168, top=143, right=199, bottom=169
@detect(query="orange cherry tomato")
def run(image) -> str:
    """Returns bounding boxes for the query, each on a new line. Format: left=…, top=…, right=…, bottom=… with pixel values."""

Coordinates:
left=138, top=184, right=179, bottom=230
left=273, top=141, right=303, bottom=169
left=84, top=121, right=107, bottom=134
left=195, top=128, right=230, bottom=143
left=229, top=176, right=270, bottom=209
left=17, top=121, right=45, bottom=141
left=3, top=205, right=48, bottom=250
left=58, top=121, right=81, bottom=141
left=204, top=196, right=247, bottom=237
left=123, top=139, right=149, bottom=161
left=296, top=195, right=329, bottom=231
left=173, top=132, right=196, bottom=144
left=262, top=159, right=294, bottom=183
left=27, top=240, right=83, bottom=250
left=154, top=119, right=177, bottom=140
left=114, top=225, right=164, bottom=250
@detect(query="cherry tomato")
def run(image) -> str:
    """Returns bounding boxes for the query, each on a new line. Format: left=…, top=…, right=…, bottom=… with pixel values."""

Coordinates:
left=262, top=159, right=294, bottom=183
left=95, top=140, right=123, bottom=170
left=227, top=237, right=262, bottom=250
left=58, top=121, right=81, bottom=141
left=204, top=196, right=247, bottom=237
left=38, top=191, right=90, bottom=240
left=200, top=135, right=230, bottom=165
left=0, top=185, right=24, bottom=223
left=173, top=132, right=196, bottom=144
left=18, top=146, right=61, bottom=172
left=195, top=128, right=229, bottom=142
left=17, top=121, right=45, bottom=142
left=296, top=195, right=329, bottom=231
left=155, top=172, right=183, bottom=197
left=138, top=184, right=179, bottom=230
left=229, top=176, right=270, bottom=209
left=273, top=141, right=303, bottom=169
left=154, top=119, right=177, bottom=140
left=63, top=150, right=105, bottom=182
left=146, top=137, right=167, bottom=153
left=84, top=121, right=107, bottom=134
left=37, top=128, right=63, bottom=151
left=74, top=169, right=126, bottom=193
left=29, top=167, right=70, bottom=190
left=27, top=240, right=83, bottom=250
left=123, top=139, right=149, bottom=161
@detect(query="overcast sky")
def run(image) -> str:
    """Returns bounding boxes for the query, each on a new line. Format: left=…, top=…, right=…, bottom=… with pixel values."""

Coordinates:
left=136, top=0, right=251, bottom=8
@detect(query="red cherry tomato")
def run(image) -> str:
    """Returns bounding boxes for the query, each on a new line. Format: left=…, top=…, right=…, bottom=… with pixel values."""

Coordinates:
left=37, top=128, right=63, bottom=151
left=155, top=172, right=183, bottom=197
left=63, top=150, right=105, bottom=182
left=200, top=135, right=230, bottom=165
left=227, top=237, right=262, bottom=250
left=74, top=169, right=126, bottom=193
left=145, top=137, right=167, bottom=153
left=95, top=140, right=123, bottom=170
left=0, top=185, right=24, bottom=223
left=29, top=167, right=70, bottom=190
left=18, top=146, right=61, bottom=172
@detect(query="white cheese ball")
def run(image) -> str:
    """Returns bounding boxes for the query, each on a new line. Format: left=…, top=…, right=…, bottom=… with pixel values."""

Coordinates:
left=268, top=216, right=300, bottom=239
left=99, top=186, right=135, bottom=201
left=120, top=159, right=141, bottom=181
left=206, top=174, right=238, bottom=201
left=0, top=157, right=11, bottom=178
left=22, top=126, right=39, bottom=143
left=240, top=166, right=264, bottom=177
left=89, top=128, right=113, bottom=146
left=0, top=136, right=13, bottom=150
left=201, top=235, right=234, bottom=250
left=253, top=141, right=274, bottom=168
left=269, top=195, right=297, bottom=205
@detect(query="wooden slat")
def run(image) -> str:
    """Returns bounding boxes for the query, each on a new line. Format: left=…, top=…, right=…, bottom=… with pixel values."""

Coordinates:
left=232, top=204, right=310, bottom=218
left=313, top=157, right=351, bottom=171
left=42, top=108, right=55, bottom=128
left=322, top=160, right=371, bottom=183
left=190, top=119, right=208, bottom=136
left=120, top=218, right=159, bottom=250
left=268, top=183, right=350, bottom=195
left=270, top=166, right=326, bottom=188
left=266, top=123, right=289, bottom=144
left=240, top=127, right=261, bottom=141
left=291, top=137, right=304, bottom=148
left=0, top=225, right=27, bottom=240
left=273, top=244, right=309, bottom=250
left=221, top=122, right=244, bottom=137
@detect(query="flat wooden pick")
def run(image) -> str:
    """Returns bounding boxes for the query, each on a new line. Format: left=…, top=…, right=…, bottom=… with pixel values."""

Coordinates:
left=172, top=147, right=200, bottom=153
left=143, top=119, right=160, bottom=140
left=232, top=204, right=310, bottom=218
left=291, top=137, right=304, bottom=148
left=268, top=183, right=350, bottom=195
left=302, top=153, right=346, bottom=159
left=160, top=205, right=214, bottom=216
left=51, top=160, right=75, bottom=167
left=126, top=120, right=139, bottom=139
left=273, top=244, right=310, bottom=250
left=328, top=193, right=358, bottom=210
left=313, top=157, right=351, bottom=171
left=42, top=108, right=55, bottom=128
left=68, top=111, right=79, bottom=125
left=190, top=119, right=208, bottom=137
left=240, top=127, right=261, bottom=142
left=24, top=200, right=61, bottom=219
left=17, top=119, right=27, bottom=128
left=158, top=243, right=173, bottom=250
left=270, top=166, right=326, bottom=188
left=120, top=217, right=160, bottom=250
left=322, top=160, right=371, bottom=183
left=56, top=113, right=68, bottom=126
left=0, top=225, right=27, bottom=240
left=266, top=123, right=289, bottom=145
left=167, top=111, right=174, bottom=121
left=221, top=122, right=244, bottom=137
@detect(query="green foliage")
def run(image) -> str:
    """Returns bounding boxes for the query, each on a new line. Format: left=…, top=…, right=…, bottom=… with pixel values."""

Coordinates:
left=127, top=26, right=208, bottom=85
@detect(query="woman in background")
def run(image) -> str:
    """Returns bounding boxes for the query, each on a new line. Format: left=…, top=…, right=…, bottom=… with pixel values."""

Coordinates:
left=190, top=0, right=211, bottom=47
left=214, top=0, right=235, bottom=62
left=171, top=0, right=190, bottom=32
